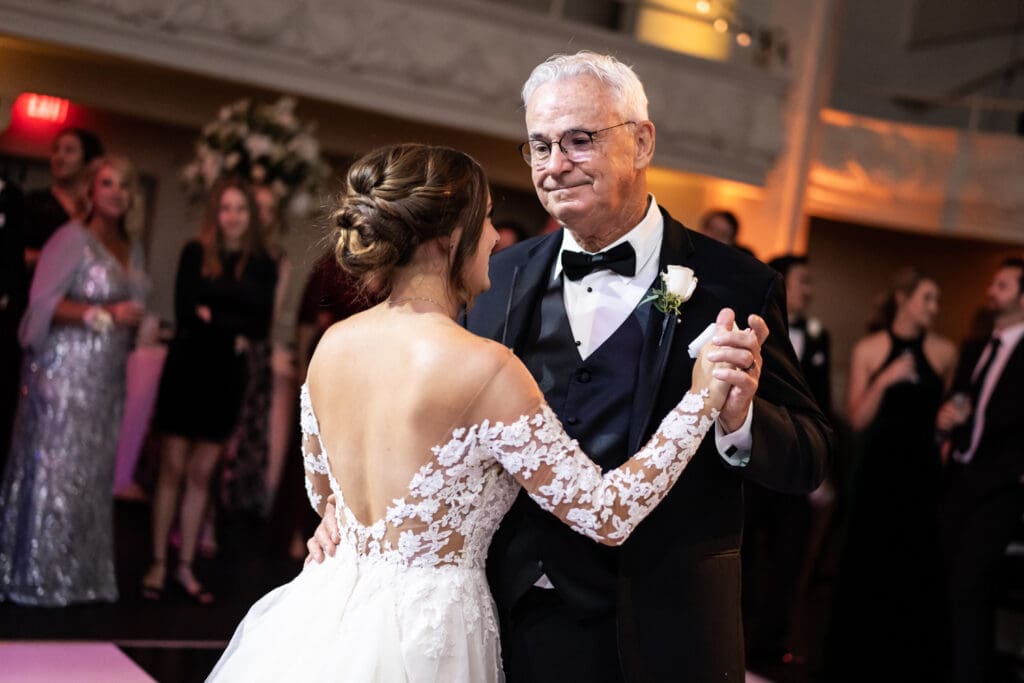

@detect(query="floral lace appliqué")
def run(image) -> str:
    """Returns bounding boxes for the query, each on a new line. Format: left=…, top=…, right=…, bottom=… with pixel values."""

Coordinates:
left=482, top=392, right=717, bottom=545
left=296, top=385, right=716, bottom=664
left=299, top=386, right=717, bottom=564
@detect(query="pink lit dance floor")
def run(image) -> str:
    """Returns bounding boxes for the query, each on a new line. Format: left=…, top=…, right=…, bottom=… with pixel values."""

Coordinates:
left=0, top=642, right=156, bottom=682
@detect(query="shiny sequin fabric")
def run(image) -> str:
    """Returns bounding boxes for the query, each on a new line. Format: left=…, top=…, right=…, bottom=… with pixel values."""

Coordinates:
left=0, top=223, right=146, bottom=606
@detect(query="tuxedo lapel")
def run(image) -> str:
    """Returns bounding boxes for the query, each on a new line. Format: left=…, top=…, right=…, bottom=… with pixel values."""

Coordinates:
left=629, top=212, right=724, bottom=451
left=500, top=231, right=562, bottom=352
left=630, top=291, right=675, bottom=452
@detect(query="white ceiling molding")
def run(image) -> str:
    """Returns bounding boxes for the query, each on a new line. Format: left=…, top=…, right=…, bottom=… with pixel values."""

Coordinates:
left=808, top=108, right=1024, bottom=244
left=0, top=0, right=788, bottom=185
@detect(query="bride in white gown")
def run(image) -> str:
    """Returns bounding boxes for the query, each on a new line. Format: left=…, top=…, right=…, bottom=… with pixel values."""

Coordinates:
left=208, top=144, right=731, bottom=682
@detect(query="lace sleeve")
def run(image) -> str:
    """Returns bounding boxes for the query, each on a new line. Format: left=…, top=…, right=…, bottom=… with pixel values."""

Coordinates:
left=299, top=386, right=330, bottom=517
left=482, top=390, right=718, bottom=546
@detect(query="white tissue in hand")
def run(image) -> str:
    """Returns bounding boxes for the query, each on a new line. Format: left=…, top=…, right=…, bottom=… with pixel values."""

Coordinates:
left=688, top=321, right=734, bottom=359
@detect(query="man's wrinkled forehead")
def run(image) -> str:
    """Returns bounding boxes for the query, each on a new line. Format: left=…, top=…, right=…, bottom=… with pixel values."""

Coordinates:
left=524, top=77, right=617, bottom=134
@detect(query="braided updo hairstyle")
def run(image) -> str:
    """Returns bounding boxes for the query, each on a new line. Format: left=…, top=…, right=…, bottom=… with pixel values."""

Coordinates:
left=333, top=143, right=489, bottom=305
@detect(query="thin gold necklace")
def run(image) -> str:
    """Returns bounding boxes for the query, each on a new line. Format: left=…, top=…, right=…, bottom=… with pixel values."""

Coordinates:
left=388, top=296, right=449, bottom=310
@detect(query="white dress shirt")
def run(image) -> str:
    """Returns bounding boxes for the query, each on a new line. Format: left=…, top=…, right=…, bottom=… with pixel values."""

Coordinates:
left=533, top=198, right=753, bottom=589
left=553, top=196, right=752, bottom=463
left=953, top=320, right=1024, bottom=464
left=789, top=326, right=806, bottom=363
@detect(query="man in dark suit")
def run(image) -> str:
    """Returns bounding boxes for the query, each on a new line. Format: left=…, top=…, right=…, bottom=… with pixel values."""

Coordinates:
left=308, top=51, right=831, bottom=681
left=742, top=254, right=833, bottom=674
left=938, top=257, right=1024, bottom=683
left=699, top=209, right=756, bottom=259
left=468, top=52, right=831, bottom=682
left=0, top=175, right=27, bottom=469
left=768, top=255, right=831, bottom=415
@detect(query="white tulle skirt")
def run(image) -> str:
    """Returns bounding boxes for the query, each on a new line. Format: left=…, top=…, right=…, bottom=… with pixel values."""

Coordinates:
left=207, top=547, right=503, bottom=682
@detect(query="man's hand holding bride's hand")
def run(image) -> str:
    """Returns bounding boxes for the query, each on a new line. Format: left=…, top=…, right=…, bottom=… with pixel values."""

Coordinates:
left=693, top=332, right=733, bottom=411
left=305, top=494, right=341, bottom=565
left=704, top=308, right=769, bottom=432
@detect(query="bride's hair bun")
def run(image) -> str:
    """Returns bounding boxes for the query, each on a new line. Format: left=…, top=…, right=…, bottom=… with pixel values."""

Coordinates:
left=332, top=144, right=488, bottom=302
left=334, top=193, right=414, bottom=283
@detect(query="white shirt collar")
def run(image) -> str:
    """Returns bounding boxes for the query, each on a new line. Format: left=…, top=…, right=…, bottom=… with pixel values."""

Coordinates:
left=994, top=320, right=1024, bottom=349
left=552, top=195, right=662, bottom=281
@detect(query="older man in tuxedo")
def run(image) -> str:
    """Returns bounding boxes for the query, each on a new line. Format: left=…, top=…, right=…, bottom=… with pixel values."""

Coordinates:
left=469, top=52, right=830, bottom=682
left=310, top=51, right=831, bottom=681
left=938, top=257, right=1024, bottom=683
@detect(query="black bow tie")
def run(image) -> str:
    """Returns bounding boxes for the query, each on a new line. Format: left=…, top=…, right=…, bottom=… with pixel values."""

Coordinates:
left=790, top=318, right=807, bottom=331
left=561, top=242, right=637, bottom=281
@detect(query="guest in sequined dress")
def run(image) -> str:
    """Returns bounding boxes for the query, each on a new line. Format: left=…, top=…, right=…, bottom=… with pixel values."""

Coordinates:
left=143, top=179, right=276, bottom=603
left=0, top=156, right=147, bottom=606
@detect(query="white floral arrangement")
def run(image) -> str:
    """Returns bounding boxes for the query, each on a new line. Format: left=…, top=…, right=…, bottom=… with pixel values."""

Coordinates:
left=181, top=96, right=331, bottom=214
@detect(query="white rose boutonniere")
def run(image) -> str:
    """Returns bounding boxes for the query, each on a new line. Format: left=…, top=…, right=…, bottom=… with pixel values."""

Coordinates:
left=643, top=266, right=698, bottom=321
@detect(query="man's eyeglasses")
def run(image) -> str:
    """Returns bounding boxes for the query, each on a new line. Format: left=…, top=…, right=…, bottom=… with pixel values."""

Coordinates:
left=518, top=121, right=636, bottom=167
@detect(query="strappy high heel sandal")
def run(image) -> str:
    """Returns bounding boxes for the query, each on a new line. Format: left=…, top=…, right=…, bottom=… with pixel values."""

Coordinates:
left=173, top=561, right=215, bottom=605
left=140, top=559, right=166, bottom=601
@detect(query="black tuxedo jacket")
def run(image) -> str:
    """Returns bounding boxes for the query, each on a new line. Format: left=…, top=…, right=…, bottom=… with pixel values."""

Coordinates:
left=798, top=325, right=832, bottom=417
left=947, top=334, right=1024, bottom=509
left=467, top=208, right=832, bottom=681
left=0, top=177, right=27, bottom=337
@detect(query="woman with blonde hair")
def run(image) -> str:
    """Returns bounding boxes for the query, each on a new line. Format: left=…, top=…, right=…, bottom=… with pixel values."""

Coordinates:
left=143, top=178, right=277, bottom=603
left=0, top=155, right=147, bottom=605
left=208, top=144, right=734, bottom=681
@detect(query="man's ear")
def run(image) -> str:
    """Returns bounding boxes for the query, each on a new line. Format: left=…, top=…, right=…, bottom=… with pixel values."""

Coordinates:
left=634, top=120, right=656, bottom=169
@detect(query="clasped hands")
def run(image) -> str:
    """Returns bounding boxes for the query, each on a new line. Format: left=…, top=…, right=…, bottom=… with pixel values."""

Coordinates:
left=707, top=308, right=769, bottom=434
left=305, top=307, right=769, bottom=563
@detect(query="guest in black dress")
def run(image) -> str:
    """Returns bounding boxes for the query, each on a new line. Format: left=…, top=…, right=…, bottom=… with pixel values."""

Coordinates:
left=142, top=179, right=276, bottom=603
left=23, top=128, right=104, bottom=273
left=827, top=267, right=958, bottom=681
left=224, top=184, right=293, bottom=518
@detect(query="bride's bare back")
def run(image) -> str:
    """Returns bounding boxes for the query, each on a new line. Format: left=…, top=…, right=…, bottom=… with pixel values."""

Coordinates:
left=307, top=303, right=538, bottom=529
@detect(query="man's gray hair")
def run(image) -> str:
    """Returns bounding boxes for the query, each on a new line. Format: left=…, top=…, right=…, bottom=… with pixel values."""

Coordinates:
left=522, top=51, right=649, bottom=121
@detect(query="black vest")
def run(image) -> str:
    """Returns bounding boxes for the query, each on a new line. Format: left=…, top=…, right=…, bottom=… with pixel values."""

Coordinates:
left=487, top=275, right=652, bottom=615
